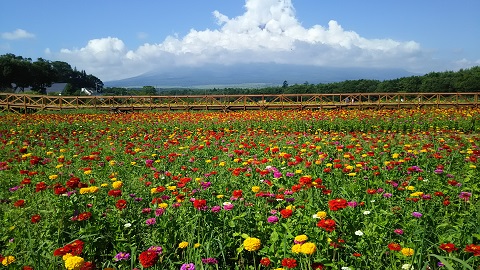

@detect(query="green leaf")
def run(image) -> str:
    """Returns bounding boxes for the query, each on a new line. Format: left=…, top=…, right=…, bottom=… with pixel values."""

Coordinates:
left=241, top=233, right=250, bottom=239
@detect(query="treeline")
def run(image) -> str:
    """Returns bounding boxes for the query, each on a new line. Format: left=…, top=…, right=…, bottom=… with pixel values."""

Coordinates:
left=104, top=66, right=480, bottom=96
left=0, top=54, right=103, bottom=95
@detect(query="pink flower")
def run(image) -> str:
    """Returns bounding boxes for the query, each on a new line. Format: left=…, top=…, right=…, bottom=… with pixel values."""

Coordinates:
left=146, top=218, right=156, bottom=226
left=394, top=229, right=404, bottom=235
left=267, top=216, right=279, bottom=224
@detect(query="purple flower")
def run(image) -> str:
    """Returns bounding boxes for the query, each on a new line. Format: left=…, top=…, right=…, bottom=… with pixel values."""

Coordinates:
left=201, top=258, right=218, bottom=265
left=146, top=218, right=156, bottom=226
left=223, top=203, right=234, bottom=211
left=273, top=171, right=282, bottom=178
left=459, top=191, right=472, bottom=201
left=180, top=263, right=195, bottom=270
left=267, top=216, right=279, bottom=224
left=394, top=229, right=404, bottom=235
left=286, top=172, right=295, bottom=177
left=412, top=212, right=422, bottom=218
left=434, top=169, right=443, bottom=174
left=383, top=193, right=393, bottom=198
left=114, top=252, right=130, bottom=261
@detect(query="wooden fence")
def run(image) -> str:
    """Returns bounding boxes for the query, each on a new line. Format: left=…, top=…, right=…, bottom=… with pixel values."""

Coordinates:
left=0, top=92, right=479, bottom=113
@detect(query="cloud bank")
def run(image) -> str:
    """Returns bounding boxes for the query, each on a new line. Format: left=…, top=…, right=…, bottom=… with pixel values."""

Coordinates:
left=1, top=29, right=35, bottom=40
left=55, top=0, right=430, bottom=81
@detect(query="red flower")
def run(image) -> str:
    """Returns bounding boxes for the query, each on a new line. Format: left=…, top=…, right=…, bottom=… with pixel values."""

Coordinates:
left=116, top=199, right=127, bottom=210
left=66, top=240, right=84, bottom=256
left=53, top=247, right=71, bottom=257
left=22, top=266, right=34, bottom=270
left=108, top=189, right=122, bottom=197
left=317, top=219, right=336, bottom=232
left=311, top=263, right=325, bottom=269
left=353, top=252, right=362, bottom=257
left=281, top=258, right=297, bottom=268
left=387, top=242, right=402, bottom=251
left=80, top=261, right=95, bottom=270
left=13, top=199, right=25, bottom=207
left=260, top=257, right=271, bottom=267
left=232, top=189, right=243, bottom=198
left=193, top=199, right=207, bottom=209
left=35, top=181, right=47, bottom=192
left=139, top=250, right=159, bottom=268
left=66, top=177, right=80, bottom=189
left=439, top=243, right=458, bottom=253
left=77, top=212, right=92, bottom=221
left=31, top=214, right=41, bottom=223
left=464, top=244, right=480, bottom=256
left=328, top=198, right=348, bottom=211
left=280, top=209, right=293, bottom=218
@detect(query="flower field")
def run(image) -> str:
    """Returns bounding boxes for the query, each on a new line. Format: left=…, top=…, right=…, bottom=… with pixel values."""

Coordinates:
left=0, top=108, right=479, bottom=270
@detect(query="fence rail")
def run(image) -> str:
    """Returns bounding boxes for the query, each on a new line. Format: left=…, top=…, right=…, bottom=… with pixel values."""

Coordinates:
left=0, top=92, right=479, bottom=113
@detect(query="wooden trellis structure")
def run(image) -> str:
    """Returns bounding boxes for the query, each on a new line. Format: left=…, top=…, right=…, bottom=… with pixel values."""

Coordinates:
left=0, top=92, right=478, bottom=113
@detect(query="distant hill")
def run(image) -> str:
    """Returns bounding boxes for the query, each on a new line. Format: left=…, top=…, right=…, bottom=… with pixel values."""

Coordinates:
left=105, top=63, right=418, bottom=88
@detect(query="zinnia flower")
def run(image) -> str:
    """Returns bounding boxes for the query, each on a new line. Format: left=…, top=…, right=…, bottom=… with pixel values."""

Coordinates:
left=243, top=237, right=261, bottom=251
left=139, top=250, right=159, bottom=268
left=401, top=248, right=414, bottom=256
left=1, top=256, right=15, bottom=266
left=412, top=212, right=422, bottom=218
left=64, top=255, right=85, bottom=270
left=317, top=219, right=336, bottom=232
left=439, top=243, right=458, bottom=253
left=267, top=216, right=279, bottom=224
left=281, top=258, right=297, bottom=268
left=180, top=263, right=195, bottom=270
left=114, top=252, right=130, bottom=261
left=178, top=241, right=189, bottom=249
left=300, top=242, right=317, bottom=255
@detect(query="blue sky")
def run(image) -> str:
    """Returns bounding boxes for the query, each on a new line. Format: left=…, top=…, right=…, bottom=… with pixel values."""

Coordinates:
left=1, top=0, right=479, bottom=82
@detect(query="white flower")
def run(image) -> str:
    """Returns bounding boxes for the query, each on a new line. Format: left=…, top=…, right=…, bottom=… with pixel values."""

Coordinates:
left=223, top=202, right=232, bottom=206
left=370, top=200, right=376, bottom=203
left=402, top=264, right=414, bottom=270
left=363, top=210, right=371, bottom=215
left=355, top=230, right=363, bottom=236
left=341, top=267, right=351, bottom=270
left=124, top=223, right=132, bottom=228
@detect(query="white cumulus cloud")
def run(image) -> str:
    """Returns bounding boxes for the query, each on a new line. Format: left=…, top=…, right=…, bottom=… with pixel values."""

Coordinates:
left=55, top=0, right=425, bottom=81
left=1, top=29, right=35, bottom=40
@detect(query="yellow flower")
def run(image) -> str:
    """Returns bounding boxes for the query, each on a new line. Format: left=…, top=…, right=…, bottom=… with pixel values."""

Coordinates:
left=109, top=160, right=116, bottom=166
left=216, top=194, right=224, bottom=199
left=112, top=181, right=123, bottom=189
left=251, top=186, right=261, bottom=193
left=1, top=256, right=15, bottom=266
left=49, top=174, right=58, bottom=180
left=84, top=170, right=92, bottom=175
left=401, top=248, right=414, bottom=257
left=80, top=187, right=90, bottom=194
left=158, top=203, right=168, bottom=209
left=89, top=186, right=99, bottom=193
left=313, top=211, right=327, bottom=219
left=194, top=243, right=201, bottom=248
left=178, top=241, right=189, bottom=249
left=294, top=234, right=308, bottom=243
left=56, top=164, right=64, bottom=169
left=101, top=183, right=109, bottom=187
left=150, top=187, right=158, bottom=194
left=406, top=186, right=415, bottom=191
left=167, top=186, right=177, bottom=191
left=64, top=255, right=85, bottom=270
left=300, top=242, right=317, bottom=255
left=410, top=192, right=424, bottom=197
left=291, top=244, right=302, bottom=254
left=243, top=237, right=261, bottom=251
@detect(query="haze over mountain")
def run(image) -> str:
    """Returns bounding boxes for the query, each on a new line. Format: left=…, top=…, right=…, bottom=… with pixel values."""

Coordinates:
left=106, top=63, right=417, bottom=88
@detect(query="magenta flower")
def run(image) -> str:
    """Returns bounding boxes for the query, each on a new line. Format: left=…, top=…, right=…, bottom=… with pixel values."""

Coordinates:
left=180, top=263, right=195, bottom=270
left=394, top=229, right=404, bottom=235
left=458, top=191, right=472, bottom=201
left=412, top=212, right=422, bottom=218
left=114, top=252, right=130, bottom=261
left=267, top=216, right=279, bottom=224
left=211, top=205, right=221, bottom=213
left=146, top=218, right=156, bottom=226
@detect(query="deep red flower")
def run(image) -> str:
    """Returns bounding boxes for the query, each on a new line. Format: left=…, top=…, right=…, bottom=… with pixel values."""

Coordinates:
left=31, top=214, right=41, bottom=223
left=464, top=244, right=480, bottom=256
left=53, top=247, right=71, bottom=257
left=80, top=261, right=95, bottom=270
left=66, top=177, right=80, bottom=189
left=328, top=198, right=348, bottom=211
left=260, top=257, right=271, bottom=267
left=54, top=186, right=67, bottom=195
left=439, top=243, right=458, bottom=253
left=77, top=212, right=92, bottom=221
left=317, top=219, right=336, bottom=232
left=108, top=189, right=122, bottom=197
left=35, top=181, right=48, bottom=192
left=13, top=199, right=25, bottom=207
left=280, top=209, right=293, bottom=218
left=281, top=258, right=297, bottom=268
left=65, top=240, right=84, bottom=256
left=116, top=199, right=127, bottom=210
left=311, top=263, right=325, bottom=269
left=387, top=242, right=402, bottom=251
left=139, top=250, right=159, bottom=268
left=22, top=266, right=34, bottom=270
